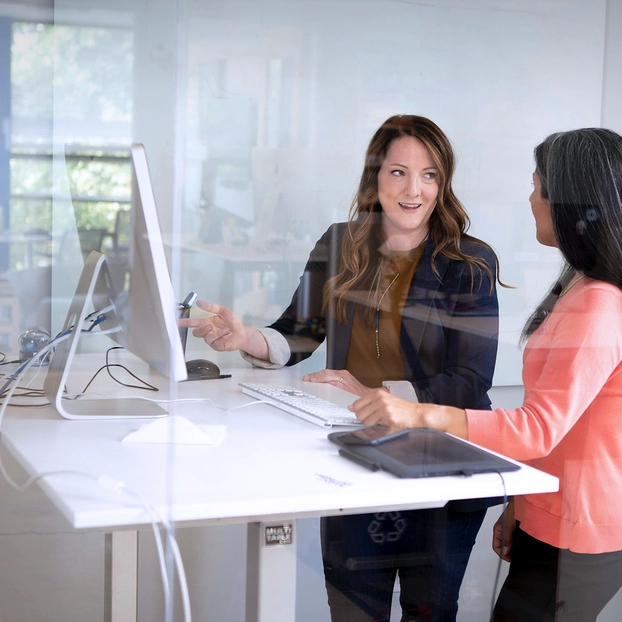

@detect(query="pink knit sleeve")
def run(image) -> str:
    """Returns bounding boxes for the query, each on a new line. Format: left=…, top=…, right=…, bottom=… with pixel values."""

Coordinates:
left=465, top=407, right=502, bottom=450
left=465, top=282, right=622, bottom=461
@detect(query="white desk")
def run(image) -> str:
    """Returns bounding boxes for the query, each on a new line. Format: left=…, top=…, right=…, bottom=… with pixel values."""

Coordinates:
left=2, top=362, right=559, bottom=622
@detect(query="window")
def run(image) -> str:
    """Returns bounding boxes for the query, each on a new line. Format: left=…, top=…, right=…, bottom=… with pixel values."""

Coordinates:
left=7, top=20, right=133, bottom=269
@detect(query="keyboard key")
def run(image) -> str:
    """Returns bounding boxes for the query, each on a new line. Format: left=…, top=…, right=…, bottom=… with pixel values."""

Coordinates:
left=239, top=382, right=363, bottom=428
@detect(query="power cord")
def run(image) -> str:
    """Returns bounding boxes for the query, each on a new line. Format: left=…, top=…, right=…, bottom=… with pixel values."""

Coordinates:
left=0, top=352, right=18, bottom=365
left=490, top=472, right=509, bottom=621
left=65, top=346, right=159, bottom=400
left=0, top=372, right=46, bottom=402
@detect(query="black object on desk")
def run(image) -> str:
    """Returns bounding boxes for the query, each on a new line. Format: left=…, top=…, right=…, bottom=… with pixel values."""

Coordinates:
left=328, top=427, right=520, bottom=478
left=186, top=359, right=231, bottom=380
left=178, top=291, right=198, bottom=353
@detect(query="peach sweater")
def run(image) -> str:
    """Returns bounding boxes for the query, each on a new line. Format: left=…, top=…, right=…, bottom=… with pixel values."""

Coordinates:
left=467, top=278, right=622, bottom=553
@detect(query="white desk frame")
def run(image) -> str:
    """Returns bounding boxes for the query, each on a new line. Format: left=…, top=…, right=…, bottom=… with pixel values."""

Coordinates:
left=2, top=363, right=558, bottom=622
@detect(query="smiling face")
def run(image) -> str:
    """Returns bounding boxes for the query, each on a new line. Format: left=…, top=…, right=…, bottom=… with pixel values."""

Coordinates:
left=530, top=172, right=557, bottom=247
left=377, top=135, right=439, bottom=250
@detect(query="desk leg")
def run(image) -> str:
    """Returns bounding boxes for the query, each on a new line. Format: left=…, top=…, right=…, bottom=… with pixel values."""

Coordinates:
left=104, top=531, right=138, bottom=622
left=246, top=521, right=297, bottom=622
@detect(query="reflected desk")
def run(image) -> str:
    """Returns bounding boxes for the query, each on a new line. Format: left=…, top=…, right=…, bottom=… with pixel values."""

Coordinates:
left=164, top=234, right=313, bottom=309
left=2, top=362, right=558, bottom=622
left=0, top=230, right=52, bottom=269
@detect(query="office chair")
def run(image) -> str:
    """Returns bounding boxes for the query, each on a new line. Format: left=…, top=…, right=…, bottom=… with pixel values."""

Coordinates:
left=57, top=228, right=108, bottom=265
left=110, top=209, right=131, bottom=260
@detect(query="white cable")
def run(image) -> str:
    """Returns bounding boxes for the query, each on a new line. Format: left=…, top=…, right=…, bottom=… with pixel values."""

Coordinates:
left=23, top=359, right=44, bottom=388
left=106, top=482, right=191, bottom=622
left=0, top=464, right=184, bottom=622
left=0, top=468, right=186, bottom=622
left=169, top=533, right=191, bottom=622
left=490, top=472, right=509, bottom=619
left=1, top=324, right=117, bottom=404
left=3, top=320, right=121, bottom=388
left=98, top=477, right=172, bottom=619
left=227, top=400, right=275, bottom=411
left=91, top=326, right=122, bottom=336
left=0, top=334, right=72, bottom=489
left=0, top=313, right=191, bottom=622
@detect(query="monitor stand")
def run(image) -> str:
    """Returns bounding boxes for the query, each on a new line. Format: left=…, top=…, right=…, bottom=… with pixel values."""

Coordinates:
left=43, top=252, right=167, bottom=420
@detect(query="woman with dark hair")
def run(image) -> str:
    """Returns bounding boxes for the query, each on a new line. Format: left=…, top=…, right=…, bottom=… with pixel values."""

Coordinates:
left=184, top=114, right=502, bottom=620
left=351, top=127, right=622, bottom=621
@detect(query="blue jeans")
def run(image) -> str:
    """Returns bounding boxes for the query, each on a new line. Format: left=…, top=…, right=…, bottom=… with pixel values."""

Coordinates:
left=321, top=507, right=487, bottom=622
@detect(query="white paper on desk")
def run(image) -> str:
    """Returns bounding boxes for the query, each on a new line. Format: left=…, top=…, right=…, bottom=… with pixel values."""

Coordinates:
left=122, top=416, right=227, bottom=446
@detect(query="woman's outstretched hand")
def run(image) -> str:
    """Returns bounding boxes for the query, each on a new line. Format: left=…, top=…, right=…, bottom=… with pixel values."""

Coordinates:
left=348, top=391, right=469, bottom=438
left=178, top=300, right=269, bottom=358
left=302, top=369, right=373, bottom=397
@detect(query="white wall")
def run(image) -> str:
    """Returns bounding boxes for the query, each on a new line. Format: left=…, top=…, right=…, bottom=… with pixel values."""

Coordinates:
left=177, top=0, right=606, bottom=386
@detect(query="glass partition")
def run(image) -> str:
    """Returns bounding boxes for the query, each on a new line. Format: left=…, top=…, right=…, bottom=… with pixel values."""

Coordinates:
left=1, top=1, right=621, bottom=621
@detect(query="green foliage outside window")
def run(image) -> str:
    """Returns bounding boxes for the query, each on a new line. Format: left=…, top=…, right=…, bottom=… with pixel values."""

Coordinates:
left=8, top=21, right=133, bottom=270
left=64, top=156, right=131, bottom=231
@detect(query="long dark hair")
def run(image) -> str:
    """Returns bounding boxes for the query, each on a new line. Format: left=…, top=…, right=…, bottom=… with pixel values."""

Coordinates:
left=523, top=127, right=622, bottom=340
left=324, top=114, right=499, bottom=323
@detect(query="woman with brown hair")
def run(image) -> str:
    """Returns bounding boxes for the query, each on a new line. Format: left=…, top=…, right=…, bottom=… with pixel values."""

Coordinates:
left=185, top=114, right=502, bottom=621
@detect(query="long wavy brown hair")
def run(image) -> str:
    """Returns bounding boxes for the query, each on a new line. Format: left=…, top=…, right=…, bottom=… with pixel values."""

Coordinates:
left=324, top=114, right=498, bottom=324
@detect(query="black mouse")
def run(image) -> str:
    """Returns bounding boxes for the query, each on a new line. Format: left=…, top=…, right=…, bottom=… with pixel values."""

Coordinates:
left=185, top=359, right=228, bottom=381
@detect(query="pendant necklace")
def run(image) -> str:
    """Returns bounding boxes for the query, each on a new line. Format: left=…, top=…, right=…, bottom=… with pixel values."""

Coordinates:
left=559, top=271, right=585, bottom=297
left=374, top=246, right=417, bottom=359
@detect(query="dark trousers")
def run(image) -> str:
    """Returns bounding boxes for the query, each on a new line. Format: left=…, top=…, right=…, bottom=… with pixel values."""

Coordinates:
left=321, top=507, right=487, bottom=622
left=493, top=524, right=622, bottom=622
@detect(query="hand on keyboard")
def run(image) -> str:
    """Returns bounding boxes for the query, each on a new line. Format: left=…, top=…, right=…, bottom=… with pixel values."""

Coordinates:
left=301, top=369, right=369, bottom=397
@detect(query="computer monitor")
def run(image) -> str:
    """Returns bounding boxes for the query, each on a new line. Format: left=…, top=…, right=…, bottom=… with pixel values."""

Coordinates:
left=43, top=144, right=187, bottom=420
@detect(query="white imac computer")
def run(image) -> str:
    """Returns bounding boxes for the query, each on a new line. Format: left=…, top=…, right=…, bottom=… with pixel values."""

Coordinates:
left=43, top=144, right=188, bottom=420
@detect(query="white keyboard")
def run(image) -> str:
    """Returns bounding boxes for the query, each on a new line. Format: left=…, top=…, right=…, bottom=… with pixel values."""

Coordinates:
left=239, top=382, right=364, bottom=428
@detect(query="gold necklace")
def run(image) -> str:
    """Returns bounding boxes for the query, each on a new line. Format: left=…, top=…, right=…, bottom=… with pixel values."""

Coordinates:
left=374, top=247, right=417, bottom=358
left=560, top=272, right=585, bottom=297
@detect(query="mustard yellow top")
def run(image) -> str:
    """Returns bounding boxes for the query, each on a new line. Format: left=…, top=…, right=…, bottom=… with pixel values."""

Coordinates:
left=345, top=242, right=425, bottom=388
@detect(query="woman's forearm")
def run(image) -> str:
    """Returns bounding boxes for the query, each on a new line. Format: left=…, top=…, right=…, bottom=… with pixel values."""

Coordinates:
left=350, top=391, right=469, bottom=438
left=419, top=403, right=469, bottom=439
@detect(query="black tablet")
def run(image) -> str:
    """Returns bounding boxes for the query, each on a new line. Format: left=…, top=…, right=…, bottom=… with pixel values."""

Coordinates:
left=328, top=427, right=520, bottom=478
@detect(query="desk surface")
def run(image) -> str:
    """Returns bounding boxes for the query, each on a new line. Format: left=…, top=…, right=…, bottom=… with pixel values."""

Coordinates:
left=3, top=362, right=558, bottom=530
